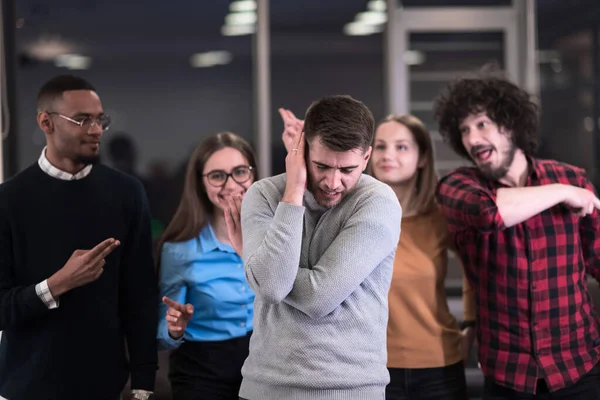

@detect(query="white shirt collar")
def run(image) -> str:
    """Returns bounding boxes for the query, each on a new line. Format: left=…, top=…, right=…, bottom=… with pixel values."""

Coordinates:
left=37, top=146, right=93, bottom=181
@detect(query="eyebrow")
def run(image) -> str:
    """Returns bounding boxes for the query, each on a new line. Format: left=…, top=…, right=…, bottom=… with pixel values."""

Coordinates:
left=375, top=139, right=411, bottom=144
left=207, top=164, right=248, bottom=172
left=312, top=161, right=359, bottom=169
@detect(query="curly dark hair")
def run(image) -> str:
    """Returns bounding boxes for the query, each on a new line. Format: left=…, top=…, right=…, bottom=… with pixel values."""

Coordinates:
left=433, top=76, right=539, bottom=160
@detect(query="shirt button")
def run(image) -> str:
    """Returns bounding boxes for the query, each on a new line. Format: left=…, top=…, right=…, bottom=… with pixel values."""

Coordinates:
left=240, top=322, right=246, bottom=327
left=241, top=286, right=246, bottom=291
left=532, top=284, right=537, bottom=290
left=241, top=304, right=246, bottom=308
left=238, top=264, right=242, bottom=269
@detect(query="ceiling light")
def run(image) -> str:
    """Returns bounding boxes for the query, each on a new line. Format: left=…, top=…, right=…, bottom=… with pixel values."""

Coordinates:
left=367, top=0, right=387, bottom=12
left=343, top=22, right=383, bottom=36
left=54, top=54, right=92, bottom=70
left=225, top=11, right=257, bottom=26
left=356, top=11, right=387, bottom=25
left=190, top=51, right=233, bottom=68
left=221, top=24, right=256, bottom=36
left=25, top=36, right=74, bottom=61
left=403, top=50, right=426, bottom=65
left=230, top=0, right=256, bottom=12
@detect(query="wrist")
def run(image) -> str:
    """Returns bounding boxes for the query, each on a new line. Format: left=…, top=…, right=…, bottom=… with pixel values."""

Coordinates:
left=282, top=188, right=304, bottom=206
left=168, top=330, right=184, bottom=340
left=550, top=183, right=568, bottom=202
left=47, top=272, right=69, bottom=298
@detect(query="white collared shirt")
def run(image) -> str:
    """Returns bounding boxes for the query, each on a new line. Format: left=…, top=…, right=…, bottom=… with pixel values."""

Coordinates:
left=38, top=146, right=93, bottom=180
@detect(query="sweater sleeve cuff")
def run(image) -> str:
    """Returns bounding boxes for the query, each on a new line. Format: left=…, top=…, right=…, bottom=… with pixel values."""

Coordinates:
left=165, top=328, right=185, bottom=348
left=130, top=366, right=157, bottom=392
left=35, top=279, right=59, bottom=309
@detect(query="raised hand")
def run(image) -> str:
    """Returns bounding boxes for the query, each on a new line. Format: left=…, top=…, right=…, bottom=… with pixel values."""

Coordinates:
left=162, top=296, right=194, bottom=339
left=282, top=131, right=307, bottom=207
left=279, top=108, right=304, bottom=153
left=47, top=238, right=121, bottom=297
left=224, top=195, right=243, bottom=258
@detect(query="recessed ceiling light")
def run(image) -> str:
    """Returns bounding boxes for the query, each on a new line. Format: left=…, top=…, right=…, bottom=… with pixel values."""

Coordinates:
left=54, top=54, right=92, bottom=70
left=189, top=51, right=233, bottom=68
left=343, top=22, right=383, bottom=36
left=225, top=11, right=257, bottom=26
left=230, top=0, right=257, bottom=12
left=221, top=24, right=256, bottom=36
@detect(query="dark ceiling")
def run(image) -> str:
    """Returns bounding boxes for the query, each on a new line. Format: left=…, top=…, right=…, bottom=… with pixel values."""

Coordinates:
left=11, top=0, right=600, bottom=63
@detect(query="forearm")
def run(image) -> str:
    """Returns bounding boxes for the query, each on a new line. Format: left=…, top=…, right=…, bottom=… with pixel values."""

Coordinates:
left=157, top=319, right=184, bottom=351
left=0, top=284, right=53, bottom=329
left=124, top=189, right=158, bottom=391
left=123, top=276, right=158, bottom=390
left=283, top=196, right=401, bottom=318
left=497, top=184, right=567, bottom=227
left=243, top=202, right=305, bottom=303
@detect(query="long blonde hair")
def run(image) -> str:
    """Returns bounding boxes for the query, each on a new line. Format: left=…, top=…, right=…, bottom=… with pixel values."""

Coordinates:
left=371, top=114, right=438, bottom=216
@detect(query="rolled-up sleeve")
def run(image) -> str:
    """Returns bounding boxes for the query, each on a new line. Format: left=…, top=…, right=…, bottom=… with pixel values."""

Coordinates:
left=436, top=169, right=504, bottom=233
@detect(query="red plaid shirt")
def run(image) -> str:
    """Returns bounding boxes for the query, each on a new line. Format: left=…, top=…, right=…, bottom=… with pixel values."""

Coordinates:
left=436, top=157, right=600, bottom=394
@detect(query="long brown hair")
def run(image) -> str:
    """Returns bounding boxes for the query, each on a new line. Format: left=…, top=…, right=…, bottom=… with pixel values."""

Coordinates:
left=371, top=114, right=438, bottom=216
left=155, top=132, right=259, bottom=272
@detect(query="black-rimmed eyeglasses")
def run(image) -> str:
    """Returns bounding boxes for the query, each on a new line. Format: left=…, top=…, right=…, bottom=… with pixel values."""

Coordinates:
left=203, top=166, right=253, bottom=187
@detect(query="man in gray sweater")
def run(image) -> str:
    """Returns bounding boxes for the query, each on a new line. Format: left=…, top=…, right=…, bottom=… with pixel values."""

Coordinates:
left=238, top=95, right=402, bottom=400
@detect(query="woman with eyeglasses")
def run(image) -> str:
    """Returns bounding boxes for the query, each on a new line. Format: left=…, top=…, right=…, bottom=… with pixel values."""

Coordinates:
left=156, top=132, right=258, bottom=400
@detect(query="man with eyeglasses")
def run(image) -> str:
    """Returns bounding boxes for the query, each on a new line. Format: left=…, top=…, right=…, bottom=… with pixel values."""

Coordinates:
left=237, top=95, right=402, bottom=400
left=0, top=75, right=158, bottom=400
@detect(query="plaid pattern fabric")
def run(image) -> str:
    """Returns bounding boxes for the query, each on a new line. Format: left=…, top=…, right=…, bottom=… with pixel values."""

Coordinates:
left=37, top=146, right=92, bottom=180
left=35, top=279, right=59, bottom=309
left=436, top=157, right=600, bottom=394
left=34, top=147, right=92, bottom=309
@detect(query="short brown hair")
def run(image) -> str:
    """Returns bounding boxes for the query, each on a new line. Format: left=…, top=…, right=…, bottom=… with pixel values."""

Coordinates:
left=304, top=95, right=374, bottom=152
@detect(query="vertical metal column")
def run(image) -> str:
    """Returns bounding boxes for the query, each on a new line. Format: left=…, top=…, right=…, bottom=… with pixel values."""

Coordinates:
left=385, top=0, right=404, bottom=115
left=254, top=0, right=272, bottom=177
left=1, top=0, right=17, bottom=180
left=518, top=0, right=540, bottom=100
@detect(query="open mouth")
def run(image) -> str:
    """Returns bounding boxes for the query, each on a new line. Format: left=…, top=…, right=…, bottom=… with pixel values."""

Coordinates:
left=322, top=189, right=341, bottom=199
left=472, top=148, right=493, bottom=163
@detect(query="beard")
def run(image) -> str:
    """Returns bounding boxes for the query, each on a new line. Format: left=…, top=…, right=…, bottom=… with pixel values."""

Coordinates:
left=306, top=171, right=353, bottom=209
left=75, top=153, right=101, bottom=166
left=477, top=142, right=516, bottom=181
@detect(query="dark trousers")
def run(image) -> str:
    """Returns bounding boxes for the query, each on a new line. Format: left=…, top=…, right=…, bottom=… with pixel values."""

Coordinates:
left=169, top=332, right=251, bottom=400
left=386, top=361, right=469, bottom=400
left=483, top=363, right=600, bottom=400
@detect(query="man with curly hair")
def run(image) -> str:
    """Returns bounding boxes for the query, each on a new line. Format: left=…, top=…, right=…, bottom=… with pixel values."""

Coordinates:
left=434, top=75, right=600, bottom=399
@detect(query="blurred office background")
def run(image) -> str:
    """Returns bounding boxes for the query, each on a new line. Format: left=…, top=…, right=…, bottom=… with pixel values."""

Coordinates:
left=1, top=0, right=600, bottom=398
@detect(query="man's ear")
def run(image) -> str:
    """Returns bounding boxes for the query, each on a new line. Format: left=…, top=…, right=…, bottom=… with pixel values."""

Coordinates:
left=37, top=112, right=54, bottom=135
left=362, top=146, right=372, bottom=171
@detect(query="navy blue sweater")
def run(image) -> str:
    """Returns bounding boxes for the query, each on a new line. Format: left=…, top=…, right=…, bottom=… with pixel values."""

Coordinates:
left=0, top=163, right=158, bottom=399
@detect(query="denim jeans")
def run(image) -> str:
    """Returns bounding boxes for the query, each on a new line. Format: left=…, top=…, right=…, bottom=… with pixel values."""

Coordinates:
left=483, top=363, right=600, bottom=400
left=385, top=361, right=469, bottom=400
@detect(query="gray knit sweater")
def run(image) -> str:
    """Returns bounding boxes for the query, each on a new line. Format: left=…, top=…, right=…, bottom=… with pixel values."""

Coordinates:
left=239, top=173, right=402, bottom=400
